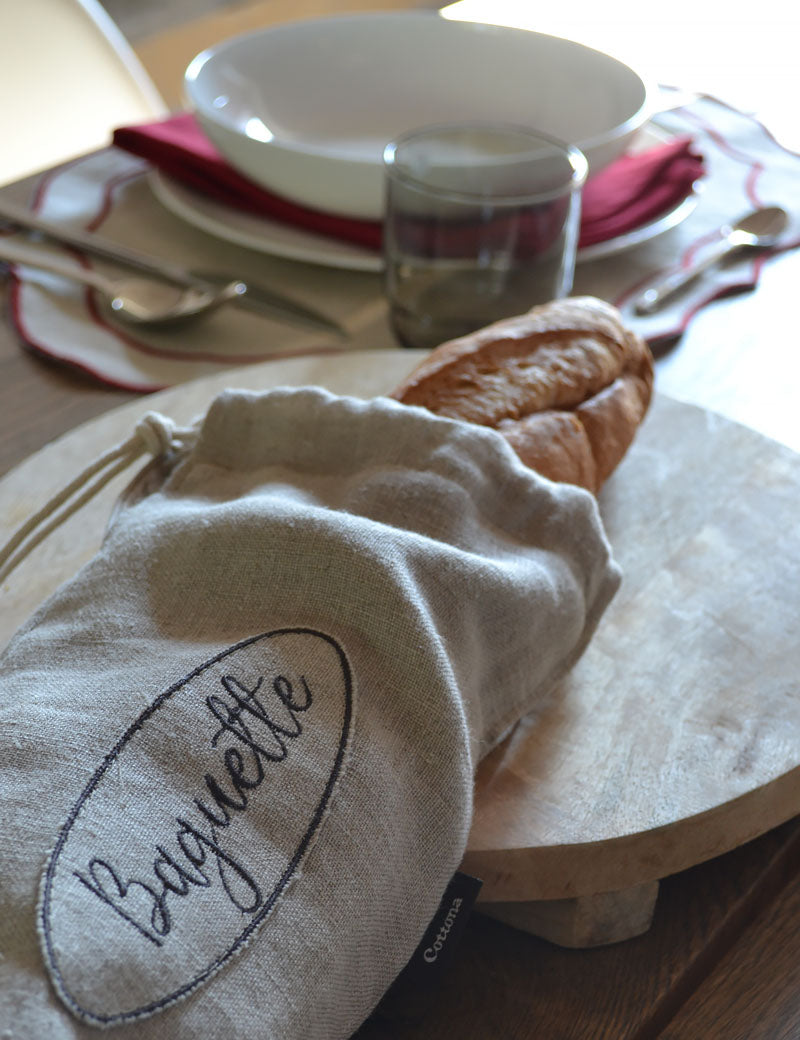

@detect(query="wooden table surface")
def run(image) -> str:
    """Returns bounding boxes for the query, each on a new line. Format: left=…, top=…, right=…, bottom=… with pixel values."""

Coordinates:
left=3, top=182, right=800, bottom=1040
left=3, top=5, right=800, bottom=1035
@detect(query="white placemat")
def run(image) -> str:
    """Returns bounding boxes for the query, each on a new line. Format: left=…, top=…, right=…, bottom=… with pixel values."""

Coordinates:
left=3, top=96, right=799, bottom=391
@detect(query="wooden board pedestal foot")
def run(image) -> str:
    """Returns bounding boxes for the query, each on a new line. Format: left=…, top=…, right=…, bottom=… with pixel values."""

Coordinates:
left=479, top=880, right=660, bottom=948
left=3, top=354, right=800, bottom=957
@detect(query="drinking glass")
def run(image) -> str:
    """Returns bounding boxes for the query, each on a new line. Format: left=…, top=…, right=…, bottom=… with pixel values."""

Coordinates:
left=383, top=122, right=587, bottom=350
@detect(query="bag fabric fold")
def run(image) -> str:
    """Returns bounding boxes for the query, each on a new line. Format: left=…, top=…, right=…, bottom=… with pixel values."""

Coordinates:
left=0, top=387, right=620, bottom=1039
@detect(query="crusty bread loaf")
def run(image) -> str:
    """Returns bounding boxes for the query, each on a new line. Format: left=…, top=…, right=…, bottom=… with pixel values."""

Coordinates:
left=390, top=296, right=653, bottom=493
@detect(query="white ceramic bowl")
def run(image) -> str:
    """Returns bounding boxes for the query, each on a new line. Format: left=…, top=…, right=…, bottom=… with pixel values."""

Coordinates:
left=185, top=12, right=650, bottom=220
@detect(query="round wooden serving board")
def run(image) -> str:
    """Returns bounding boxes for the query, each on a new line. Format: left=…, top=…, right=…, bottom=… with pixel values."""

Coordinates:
left=3, top=351, right=800, bottom=942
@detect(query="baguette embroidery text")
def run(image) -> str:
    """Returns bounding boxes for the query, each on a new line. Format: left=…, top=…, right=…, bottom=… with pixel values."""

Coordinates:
left=39, top=628, right=353, bottom=1028
left=73, top=670, right=313, bottom=946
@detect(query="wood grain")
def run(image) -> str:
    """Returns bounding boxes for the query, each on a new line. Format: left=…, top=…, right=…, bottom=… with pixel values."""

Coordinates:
left=355, top=820, right=800, bottom=1039
left=465, top=393, right=800, bottom=901
left=3, top=15, right=800, bottom=1030
left=658, top=827, right=800, bottom=1039
left=3, top=352, right=800, bottom=928
left=481, top=880, right=660, bottom=948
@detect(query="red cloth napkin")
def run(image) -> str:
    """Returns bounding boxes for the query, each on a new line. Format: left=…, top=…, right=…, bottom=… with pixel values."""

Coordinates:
left=578, top=140, right=706, bottom=247
left=113, top=113, right=705, bottom=251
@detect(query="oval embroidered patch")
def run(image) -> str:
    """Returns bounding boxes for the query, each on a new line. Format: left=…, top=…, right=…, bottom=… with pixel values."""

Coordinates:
left=39, top=628, right=353, bottom=1025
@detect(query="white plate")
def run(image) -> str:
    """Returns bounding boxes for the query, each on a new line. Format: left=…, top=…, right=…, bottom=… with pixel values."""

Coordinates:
left=578, top=190, right=699, bottom=262
left=149, top=170, right=384, bottom=272
left=149, top=126, right=699, bottom=272
left=184, top=11, right=650, bottom=219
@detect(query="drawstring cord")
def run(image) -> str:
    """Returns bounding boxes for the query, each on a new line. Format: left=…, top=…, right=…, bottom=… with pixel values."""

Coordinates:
left=0, top=412, right=193, bottom=585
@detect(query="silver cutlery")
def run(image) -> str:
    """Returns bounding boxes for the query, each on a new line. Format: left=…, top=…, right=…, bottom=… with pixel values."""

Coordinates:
left=0, top=237, right=246, bottom=327
left=633, top=205, right=789, bottom=315
left=0, top=197, right=346, bottom=337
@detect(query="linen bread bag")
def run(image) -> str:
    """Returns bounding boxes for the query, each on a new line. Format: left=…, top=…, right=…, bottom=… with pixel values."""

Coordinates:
left=0, top=386, right=621, bottom=1039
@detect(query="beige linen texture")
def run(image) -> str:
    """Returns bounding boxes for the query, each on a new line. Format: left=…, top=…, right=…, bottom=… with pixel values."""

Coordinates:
left=0, top=388, right=620, bottom=1039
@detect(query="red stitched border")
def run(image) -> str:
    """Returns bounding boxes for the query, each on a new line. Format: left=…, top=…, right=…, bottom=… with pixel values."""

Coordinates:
left=611, top=94, right=800, bottom=334
left=9, top=96, right=800, bottom=379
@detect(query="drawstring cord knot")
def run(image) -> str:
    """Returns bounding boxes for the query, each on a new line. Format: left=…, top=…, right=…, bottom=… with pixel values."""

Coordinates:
left=0, top=411, right=193, bottom=585
left=133, top=412, right=179, bottom=457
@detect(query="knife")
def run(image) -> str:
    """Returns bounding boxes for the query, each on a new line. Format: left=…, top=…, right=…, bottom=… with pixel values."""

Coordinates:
left=0, top=198, right=347, bottom=337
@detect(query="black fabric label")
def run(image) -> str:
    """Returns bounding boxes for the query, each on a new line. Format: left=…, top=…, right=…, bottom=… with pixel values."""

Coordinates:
left=375, top=871, right=483, bottom=1022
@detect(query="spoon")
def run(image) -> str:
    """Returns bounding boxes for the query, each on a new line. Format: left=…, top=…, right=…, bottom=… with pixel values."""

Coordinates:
left=0, top=239, right=246, bottom=327
left=633, top=205, right=789, bottom=316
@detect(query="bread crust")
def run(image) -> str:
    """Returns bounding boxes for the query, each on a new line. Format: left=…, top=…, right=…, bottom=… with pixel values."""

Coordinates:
left=390, top=297, right=653, bottom=493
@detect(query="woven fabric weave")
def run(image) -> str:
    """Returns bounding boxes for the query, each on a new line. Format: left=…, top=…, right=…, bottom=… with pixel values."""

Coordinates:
left=0, top=387, right=619, bottom=1038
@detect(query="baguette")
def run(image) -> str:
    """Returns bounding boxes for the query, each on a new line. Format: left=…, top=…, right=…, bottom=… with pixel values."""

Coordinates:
left=390, top=297, right=653, bottom=493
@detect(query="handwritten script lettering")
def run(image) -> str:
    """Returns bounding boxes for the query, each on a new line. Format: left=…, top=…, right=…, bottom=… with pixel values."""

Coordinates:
left=73, top=671, right=313, bottom=944
left=40, top=628, right=353, bottom=1027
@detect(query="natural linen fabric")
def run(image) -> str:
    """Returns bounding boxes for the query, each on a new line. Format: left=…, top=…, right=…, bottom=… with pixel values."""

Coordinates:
left=0, top=387, right=620, bottom=1039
